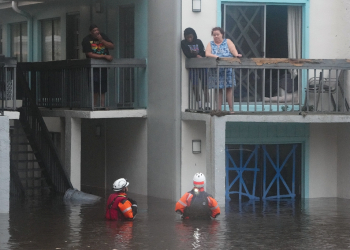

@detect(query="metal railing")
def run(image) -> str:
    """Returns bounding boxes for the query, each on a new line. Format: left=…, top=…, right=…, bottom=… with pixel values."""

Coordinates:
left=18, top=58, right=147, bottom=110
left=0, top=56, right=17, bottom=115
left=186, top=58, right=350, bottom=113
left=16, top=63, right=73, bottom=194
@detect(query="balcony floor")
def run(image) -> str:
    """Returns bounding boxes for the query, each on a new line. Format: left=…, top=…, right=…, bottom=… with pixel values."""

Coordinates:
left=182, top=111, right=350, bottom=123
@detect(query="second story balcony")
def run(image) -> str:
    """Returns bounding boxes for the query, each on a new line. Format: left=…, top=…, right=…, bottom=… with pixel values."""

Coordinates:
left=186, top=58, right=350, bottom=115
left=17, top=58, right=147, bottom=111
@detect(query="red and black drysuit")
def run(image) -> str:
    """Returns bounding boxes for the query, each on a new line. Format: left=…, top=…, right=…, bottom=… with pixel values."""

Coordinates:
left=105, top=192, right=137, bottom=220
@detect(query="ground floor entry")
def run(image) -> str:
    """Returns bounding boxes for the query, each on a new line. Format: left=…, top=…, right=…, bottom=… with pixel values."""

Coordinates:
left=225, top=143, right=302, bottom=201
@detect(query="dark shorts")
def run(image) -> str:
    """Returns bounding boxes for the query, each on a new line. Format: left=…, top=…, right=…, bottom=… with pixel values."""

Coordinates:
left=93, top=68, right=108, bottom=93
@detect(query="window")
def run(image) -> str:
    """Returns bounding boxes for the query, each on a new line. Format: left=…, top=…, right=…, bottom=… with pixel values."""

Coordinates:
left=11, top=22, right=28, bottom=62
left=66, top=13, right=80, bottom=59
left=41, top=18, right=61, bottom=61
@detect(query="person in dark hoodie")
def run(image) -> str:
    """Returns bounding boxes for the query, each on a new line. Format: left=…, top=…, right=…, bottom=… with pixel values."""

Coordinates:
left=181, top=27, right=205, bottom=58
left=181, top=28, right=209, bottom=110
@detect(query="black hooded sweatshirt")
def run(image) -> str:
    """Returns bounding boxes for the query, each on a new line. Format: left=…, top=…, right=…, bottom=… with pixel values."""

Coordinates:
left=181, top=28, right=205, bottom=58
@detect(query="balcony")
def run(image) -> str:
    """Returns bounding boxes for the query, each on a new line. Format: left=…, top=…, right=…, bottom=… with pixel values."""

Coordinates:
left=185, top=58, right=350, bottom=114
left=17, top=58, right=147, bottom=111
left=0, top=56, right=17, bottom=115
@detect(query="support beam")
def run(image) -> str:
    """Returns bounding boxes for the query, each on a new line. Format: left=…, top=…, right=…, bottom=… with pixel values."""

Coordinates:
left=209, top=116, right=227, bottom=206
left=0, top=116, right=10, bottom=213
left=65, top=117, right=81, bottom=190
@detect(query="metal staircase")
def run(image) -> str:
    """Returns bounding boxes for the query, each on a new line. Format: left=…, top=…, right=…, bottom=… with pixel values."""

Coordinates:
left=10, top=120, right=52, bottom=197
left=10, top=65, right=73, bottom=197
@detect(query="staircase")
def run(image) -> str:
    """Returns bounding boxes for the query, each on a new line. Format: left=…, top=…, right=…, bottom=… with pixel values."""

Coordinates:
left=10, top=64, right=73, bottom=198
left=10, top=120, right=52, bottom=197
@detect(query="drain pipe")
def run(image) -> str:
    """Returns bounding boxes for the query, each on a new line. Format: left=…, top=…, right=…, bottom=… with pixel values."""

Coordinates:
left=12, top=1, right=33, bottom=61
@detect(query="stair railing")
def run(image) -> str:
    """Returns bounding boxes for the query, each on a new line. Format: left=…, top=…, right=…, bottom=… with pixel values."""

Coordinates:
left=17, top=64, right=73, bottom=194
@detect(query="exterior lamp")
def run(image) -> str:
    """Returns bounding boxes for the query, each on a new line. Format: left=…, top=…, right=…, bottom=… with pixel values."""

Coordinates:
left=192, top=0, right=201, bottom=12
left=192, top=140, right=201, bottom=154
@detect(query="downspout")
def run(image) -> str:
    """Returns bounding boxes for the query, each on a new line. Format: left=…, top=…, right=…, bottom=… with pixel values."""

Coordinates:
left=12, top=1, right=33, bottom=61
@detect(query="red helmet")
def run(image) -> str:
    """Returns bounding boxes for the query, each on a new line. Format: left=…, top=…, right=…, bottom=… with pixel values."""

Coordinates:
left=193, top=173, right=205, bottom=188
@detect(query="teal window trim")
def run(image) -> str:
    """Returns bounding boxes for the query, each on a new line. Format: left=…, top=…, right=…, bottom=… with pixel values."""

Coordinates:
left=217, top=0, right=310, bottom=59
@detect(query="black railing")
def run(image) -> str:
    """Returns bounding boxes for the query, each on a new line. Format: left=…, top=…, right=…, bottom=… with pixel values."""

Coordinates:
left=17, top=63, right=73, bottom=194
left=186, top=58, right=350, bottom=113
left=0, top=56, right=17, bottom=115
left=18, top=58, right=147, bottom=110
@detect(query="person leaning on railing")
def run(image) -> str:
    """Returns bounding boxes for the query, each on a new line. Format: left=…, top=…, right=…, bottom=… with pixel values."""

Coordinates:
left=205, top=27, right=242, bottom=114
left=82, top=24, right=114, bottom=109
left=181, top=27, right=210, bottom=111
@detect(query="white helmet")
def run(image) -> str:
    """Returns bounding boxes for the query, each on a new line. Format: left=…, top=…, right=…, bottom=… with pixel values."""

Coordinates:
left=113, top=178, right=129, bottom=191
left=193, top=173, right=205, bottom=188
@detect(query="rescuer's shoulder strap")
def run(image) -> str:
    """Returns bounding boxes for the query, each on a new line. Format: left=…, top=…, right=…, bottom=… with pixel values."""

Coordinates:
left=108, top=195, right=126, bottom=209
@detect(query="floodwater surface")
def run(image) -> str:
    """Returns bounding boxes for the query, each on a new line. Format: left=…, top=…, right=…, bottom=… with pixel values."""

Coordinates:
left=1, top=194, right=350, bottom=250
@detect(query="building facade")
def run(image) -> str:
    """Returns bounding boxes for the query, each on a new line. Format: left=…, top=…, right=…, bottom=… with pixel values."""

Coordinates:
left=0, top=0, right=350, bottom=213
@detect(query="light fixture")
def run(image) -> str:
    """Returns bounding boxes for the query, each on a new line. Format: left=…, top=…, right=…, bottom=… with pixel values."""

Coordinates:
left=192, top=0, right=201, bottom=12
left=95, top=0, right=103, bottom=13
left=192, top=140, right=201, bottom=154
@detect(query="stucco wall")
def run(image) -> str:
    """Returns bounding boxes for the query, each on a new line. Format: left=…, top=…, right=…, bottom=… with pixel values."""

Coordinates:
left=105, top=119, right=147, bottom=195
left=309, top=0, right=350, bottom=59
left=81, top=118, right=147, bottom=195
left=309, top=123, right=337, bottom=198
left=0, top=116, right=9, bottom=213
left=181, top=120, right=207, bottom=194
left=147, top=0, right=181, bottom=200
left=337, top=123, right=350, bottom=199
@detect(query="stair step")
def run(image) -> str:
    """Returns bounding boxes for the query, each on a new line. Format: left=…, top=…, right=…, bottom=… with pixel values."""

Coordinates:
left=25, top=186, right=52, bottom=190
left=12, top=151, right=36, bottom=154
left=11, top=142, right=31, bottom=146
left=21, top=177, right=46, bottom=181
left=17, top=168, right=44, bottom=172
left=16, top=159, right=41, bottom=163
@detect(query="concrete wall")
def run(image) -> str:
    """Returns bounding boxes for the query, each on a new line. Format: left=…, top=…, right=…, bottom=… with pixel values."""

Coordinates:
left=181, top=120, right=207, bottom=194
left=148, top=0, right=181, bottom=200
left=105, top=119, right=147, bottom=195
left=81, top=118, right=147, bottom=195
left=309, top=0, right=350, bottom=59
left=0, top=116, right=9, bottom=213
left=309, top=123, right=337, bottom=198
left=337, top=123, right=350, bottom=199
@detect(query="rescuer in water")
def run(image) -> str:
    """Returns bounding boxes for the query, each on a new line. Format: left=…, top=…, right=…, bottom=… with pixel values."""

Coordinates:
left=105, top=178, right=137, bottom=220
left=175, top=173, right=220, bottom=219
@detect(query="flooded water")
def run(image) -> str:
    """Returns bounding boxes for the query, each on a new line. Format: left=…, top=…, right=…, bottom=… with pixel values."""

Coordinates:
left=1, top=193, right=350, bottom=250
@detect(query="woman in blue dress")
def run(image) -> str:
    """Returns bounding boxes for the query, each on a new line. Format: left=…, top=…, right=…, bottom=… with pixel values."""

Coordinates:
left=206, top=27, right=242, bottom=113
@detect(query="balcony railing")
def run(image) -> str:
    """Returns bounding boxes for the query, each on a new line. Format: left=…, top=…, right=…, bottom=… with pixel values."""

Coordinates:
left=0, top=56, right=17, bottom=115
left=186, top=58, right=350, bottom=114
left=18, top=58, right=147, bottom=110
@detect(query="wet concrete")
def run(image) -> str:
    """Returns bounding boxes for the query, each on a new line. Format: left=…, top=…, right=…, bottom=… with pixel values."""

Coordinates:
left=1, top=194, right=350, bottom=250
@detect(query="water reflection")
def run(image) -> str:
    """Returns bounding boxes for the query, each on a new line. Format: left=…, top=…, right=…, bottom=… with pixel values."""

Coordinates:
left=3, top=196, right=350, bottom=249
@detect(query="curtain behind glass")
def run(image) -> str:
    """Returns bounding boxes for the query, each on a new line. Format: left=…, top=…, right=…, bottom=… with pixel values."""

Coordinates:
left=11, top=22, right=28, bottom=62
left=287, top=6, right=302, bottom=59
left=42, top=18, right=61, bottom=61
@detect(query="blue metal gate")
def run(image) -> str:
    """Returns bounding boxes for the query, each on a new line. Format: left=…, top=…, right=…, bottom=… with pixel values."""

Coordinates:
left=226, top=144, right=300, bottom=201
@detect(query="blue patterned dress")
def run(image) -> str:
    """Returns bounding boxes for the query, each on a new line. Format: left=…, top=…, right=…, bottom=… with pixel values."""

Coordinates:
left=208, top=39, right=236, bottom=89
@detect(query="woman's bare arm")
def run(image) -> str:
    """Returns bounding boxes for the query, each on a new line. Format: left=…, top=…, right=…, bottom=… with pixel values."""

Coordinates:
left=205, top=42, right=218, bottom=58
left=227, top=39, right=242, bottom=57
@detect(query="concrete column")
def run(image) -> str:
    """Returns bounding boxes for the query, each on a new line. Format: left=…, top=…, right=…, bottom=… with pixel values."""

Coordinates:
left=0, top=116, right=10, bottom=213
left=65, top=117, right=81, bottom=190
left=209, top=116, right=226, bottom=206
left=147, top=0, right=182, bottom=200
